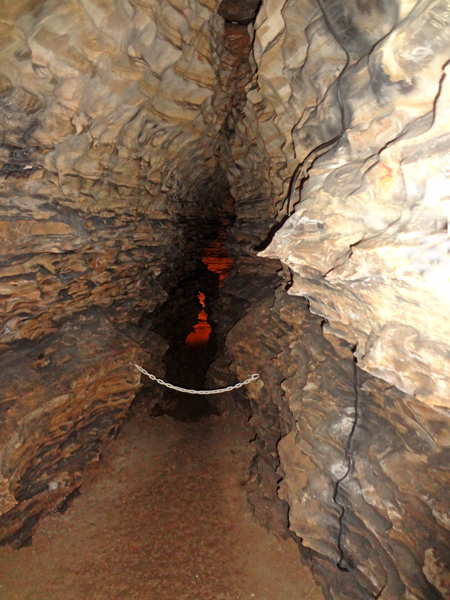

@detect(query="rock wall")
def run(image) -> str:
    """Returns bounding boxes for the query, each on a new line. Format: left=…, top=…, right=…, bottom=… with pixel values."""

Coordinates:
left=215, top=1, right=450, bottom=598
left=0, top=0, right=232, bottom=544
left=224, top=281, right=450, bottom=600
left=245, top=0, right=450, bottom=407
left=1, top=2, right=450, bottom=599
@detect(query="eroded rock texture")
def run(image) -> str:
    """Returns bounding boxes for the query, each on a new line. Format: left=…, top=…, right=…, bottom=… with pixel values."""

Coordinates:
left=217, top=1, right=450, bottom=598
left=1, top=1, right=450, bottom=599
left=246, top=0, right=450, bottom=408
left=0, top=0, right=235, bottom=544
left=224, top=282, right=450, bottom=600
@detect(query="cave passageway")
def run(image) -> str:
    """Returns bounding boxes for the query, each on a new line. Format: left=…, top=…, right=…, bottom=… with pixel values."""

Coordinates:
left=145, top=194, right=237, bottom=423
left=0, top=401, right=325, bottom=600
left=2, top=0, right=450, bottom=597
left=0, top=183, right=323, bottom=599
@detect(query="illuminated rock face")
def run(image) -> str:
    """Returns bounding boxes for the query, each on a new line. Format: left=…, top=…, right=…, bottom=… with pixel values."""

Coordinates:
left=246, top=0, right=450, bottom=408
left=185, top=292, right=212, bottom=346
left=224, top=283, right=450, bottom=600
left=0, top=0, right=231, bottom=544
left=216, top=1, right=450, bottom=598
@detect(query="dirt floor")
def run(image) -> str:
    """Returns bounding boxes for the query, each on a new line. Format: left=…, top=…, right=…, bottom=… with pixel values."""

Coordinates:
left=0, top=402, right=325, bottom=600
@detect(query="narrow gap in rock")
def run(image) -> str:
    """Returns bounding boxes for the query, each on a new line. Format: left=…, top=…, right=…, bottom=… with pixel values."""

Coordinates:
left=146, top=189, right=236, bottom=422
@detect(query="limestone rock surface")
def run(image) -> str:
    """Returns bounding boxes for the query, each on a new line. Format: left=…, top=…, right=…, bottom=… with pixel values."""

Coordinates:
left=243, top=0, right=450, bottom=408
left=1, top=3, right=450, bottom=600
left=224, top=282, right=450, bottom=600
left=0, top=0, right=233, bottom=544
left=208, top=3, right=450, bottom=597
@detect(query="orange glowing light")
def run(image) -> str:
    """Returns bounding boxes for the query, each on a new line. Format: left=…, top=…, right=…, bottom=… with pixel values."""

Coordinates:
left=200, top=195, right=236, bottom=287
left=185, top=291, right=212, bottom=346
left=201, top=231, right=234, bottom=288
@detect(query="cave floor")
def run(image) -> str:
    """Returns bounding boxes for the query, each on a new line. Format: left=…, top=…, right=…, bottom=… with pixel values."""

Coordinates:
left=0, top=401, right=324, bottom=600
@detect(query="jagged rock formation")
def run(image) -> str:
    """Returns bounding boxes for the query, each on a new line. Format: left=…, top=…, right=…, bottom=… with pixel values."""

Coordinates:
left=246, top=0, right=450, bottom=407
left=217, top=0, right=450, bottom=598
left=224, top=282, right=450, bottom=600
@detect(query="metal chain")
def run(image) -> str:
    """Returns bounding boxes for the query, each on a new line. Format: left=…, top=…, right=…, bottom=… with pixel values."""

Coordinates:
left=134, top=364, right=259, bottom=395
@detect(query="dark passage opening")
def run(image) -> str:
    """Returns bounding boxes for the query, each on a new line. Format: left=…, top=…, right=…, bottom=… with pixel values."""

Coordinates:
left=142, top=188, right=236, bottom=422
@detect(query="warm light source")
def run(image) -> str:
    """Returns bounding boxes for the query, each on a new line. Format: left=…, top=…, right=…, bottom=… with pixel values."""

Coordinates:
left=201, top=230, right=234, bottom=287
left=185, top=291, right=212, bottom=346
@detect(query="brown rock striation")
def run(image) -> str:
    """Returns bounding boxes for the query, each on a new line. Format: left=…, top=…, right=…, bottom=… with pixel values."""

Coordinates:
left=214, top=2, right=450, bottom=597
left=1, top=2, right=450, bottom=600
left=0, top=310, right=164, bottom=546
left=0, top=0, right=237, bottom=544
left=204, top=3, right=450, bottom=596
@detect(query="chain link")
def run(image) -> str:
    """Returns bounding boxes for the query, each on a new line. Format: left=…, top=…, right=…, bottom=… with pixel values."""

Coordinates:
left=134, top=364, right=259, bottom=395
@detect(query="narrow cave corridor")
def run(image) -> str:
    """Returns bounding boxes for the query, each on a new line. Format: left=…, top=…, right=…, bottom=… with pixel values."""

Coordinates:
left=0, top=401, right=324, bottom=599
left=142, top=190, right=237, bottom=423
left=1, top=1, right=450, bottom=600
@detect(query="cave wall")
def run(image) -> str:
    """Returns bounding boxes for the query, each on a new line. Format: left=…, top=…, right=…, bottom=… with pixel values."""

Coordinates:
left=0, top=0, right=234, bottom=544
left=225, top=283, right=450, bottom=599
left=217, top=1, right=450, bottom=598
left=1, top=1, right=450, bottom=599
left=244, top=0, right=450, bottom=407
